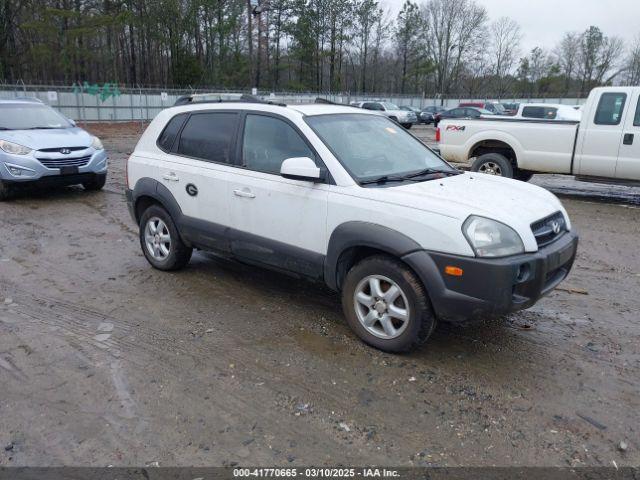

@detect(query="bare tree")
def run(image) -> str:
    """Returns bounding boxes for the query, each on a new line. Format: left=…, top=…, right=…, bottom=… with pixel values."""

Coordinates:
left=577, top=26, right=625, bottom=95
left=622, top=34, right=640, bottom=86
left=490, top=17, right=521, bottom=97
left=421, top=0, right=488, bottom=102
left=553, top=32, right=580, bottom=94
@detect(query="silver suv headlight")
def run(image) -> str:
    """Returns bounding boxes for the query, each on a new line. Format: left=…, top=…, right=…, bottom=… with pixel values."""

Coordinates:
left=463, top=215, right=524, bottom=257
left=91, top=136, right=104, bottom=150
left=0, top=139, right=32, bottom=155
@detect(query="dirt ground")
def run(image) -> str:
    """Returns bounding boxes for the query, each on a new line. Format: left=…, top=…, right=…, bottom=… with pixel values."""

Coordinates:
left=0, top=123, right=638, bottom=467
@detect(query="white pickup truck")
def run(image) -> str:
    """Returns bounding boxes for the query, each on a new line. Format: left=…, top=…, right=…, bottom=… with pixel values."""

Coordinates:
left=437, top=86, right=640, bottom=183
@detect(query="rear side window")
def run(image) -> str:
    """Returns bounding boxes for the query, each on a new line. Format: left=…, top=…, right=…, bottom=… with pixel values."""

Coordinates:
left=176, top=112, right=238, bottom=163
left=634, top=96, right=640, bottom=126
left=242, top=114, right=315, bottom=175
left=157, top=113, right=187, bottom=152
left=363, top=103, right=384, bottom=111
left=522, top=106, right=558, bottom=119
left=594, top=92, right=626, bottom=125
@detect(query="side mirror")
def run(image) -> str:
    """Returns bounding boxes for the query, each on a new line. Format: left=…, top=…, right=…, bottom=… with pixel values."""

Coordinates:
left=280, top=157, right=321, bottom=182
left=67, top=118, right=77, bottom=127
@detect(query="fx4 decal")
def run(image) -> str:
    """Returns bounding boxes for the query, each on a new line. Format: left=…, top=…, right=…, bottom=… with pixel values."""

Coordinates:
left=446, top=125, right=466, bottom=131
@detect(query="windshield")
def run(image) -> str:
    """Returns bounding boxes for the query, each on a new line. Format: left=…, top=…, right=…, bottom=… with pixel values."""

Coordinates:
left=0, top=103, right=72, bottom=130
left=305, top=113, right=455, bottom=183
left=381, top=102, right=399, bottom=110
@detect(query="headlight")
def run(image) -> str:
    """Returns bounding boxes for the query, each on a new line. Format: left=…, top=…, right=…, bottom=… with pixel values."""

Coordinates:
left=91, top=136, right=104, bottom=150
left=0, top=140, right=32, bottom=155
left=463, top=215, right=524, bottom=257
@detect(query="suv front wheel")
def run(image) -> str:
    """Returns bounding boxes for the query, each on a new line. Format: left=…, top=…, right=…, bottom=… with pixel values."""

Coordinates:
left=341, top=255, right=437, bottom=353
left=139, top=204, right=192, bottom=271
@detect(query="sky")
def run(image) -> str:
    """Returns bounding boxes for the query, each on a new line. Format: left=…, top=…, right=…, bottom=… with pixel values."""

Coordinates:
left=382, top=0, right=640, bottom=53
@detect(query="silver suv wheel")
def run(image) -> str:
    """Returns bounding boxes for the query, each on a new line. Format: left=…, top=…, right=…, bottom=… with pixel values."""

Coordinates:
left=144, top=216, right=171, bottom=260
left=353, top=275, right=410, bottom=339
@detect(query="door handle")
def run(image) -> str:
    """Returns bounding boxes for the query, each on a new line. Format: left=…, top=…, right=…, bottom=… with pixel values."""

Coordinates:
left=162, top=172, right=179, bottom=182
left=233, top=188, right=256, bottom=199
left=623, top=133, right=634, bottom=145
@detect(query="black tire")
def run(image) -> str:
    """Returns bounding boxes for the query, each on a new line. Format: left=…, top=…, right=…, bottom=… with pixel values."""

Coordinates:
left=471, top=153, right=514, bottom=179
left=139, top=204, right=192, bottom=271
left=514, top=170, right=534, bottom=182
left=0, top=180, right=13, bottom=201
left=402, top=123, right=412, bottom=130
left=82, top=173, right=107, bottom=191
left=341, top=255, right=437, bottom=353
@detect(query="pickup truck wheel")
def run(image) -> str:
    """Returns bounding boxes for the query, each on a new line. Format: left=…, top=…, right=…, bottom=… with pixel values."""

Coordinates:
left=402, top=123, right=412, bottom=130
left=139, top=204, right=192, bottom=271
left=471, top=153, right=514, bottom=179
left=342, top=255, right=437, bottom=353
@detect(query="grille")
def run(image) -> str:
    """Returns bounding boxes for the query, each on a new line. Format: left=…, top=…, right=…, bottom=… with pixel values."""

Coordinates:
left=37, top=155, right=92, bottom=169
left=531, top=211, right=566, bottom=247
left=38, top=146, right=86, bottom=153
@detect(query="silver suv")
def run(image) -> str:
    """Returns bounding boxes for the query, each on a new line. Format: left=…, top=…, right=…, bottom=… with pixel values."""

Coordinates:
left=0, top=99, right=108, bottom=200
left=351, top=101, right=417, bottom=129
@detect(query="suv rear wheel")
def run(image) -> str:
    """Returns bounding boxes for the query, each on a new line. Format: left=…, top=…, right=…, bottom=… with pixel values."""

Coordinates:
left=341, top=255, right=436, bottom=353
left=139, top=204, right=192, bottom=271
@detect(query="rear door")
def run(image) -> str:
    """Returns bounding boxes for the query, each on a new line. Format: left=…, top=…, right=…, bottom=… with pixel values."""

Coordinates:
left=165, top=110, right=240, bottom=250
left=227, top=112, right=329, bottom=278
left=575, top=91, right=627, bottom=178
left=616, top=90, right=640, bottom=181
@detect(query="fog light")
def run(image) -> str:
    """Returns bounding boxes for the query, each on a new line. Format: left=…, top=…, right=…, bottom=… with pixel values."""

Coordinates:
left=5, top=163, right=36, bottom=177
left=516, top=264, right=531, bottom=282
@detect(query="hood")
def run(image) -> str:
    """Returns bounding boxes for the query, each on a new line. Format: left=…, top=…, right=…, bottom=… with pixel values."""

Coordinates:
left=0, top=127, right=93, bottom=150
left=361, top=172, right=567, bottom=249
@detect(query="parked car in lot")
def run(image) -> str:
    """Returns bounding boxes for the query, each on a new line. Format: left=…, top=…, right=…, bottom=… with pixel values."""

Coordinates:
left=351, top=101, right=417, bottom=129
left=501, top=103, right=519, bottom=115
left=513, top=103, right=582, bottom=121
left=126, top=97, right=578, bottom=352
left=0, top=99, right=107, bottom=200
left=419, top=105, right=447, bottom=124
left=437, top=86, right=640, bottom=183
left=459, top=101, right=506, bottom=115
left=434, top=107, right=494, bottom=127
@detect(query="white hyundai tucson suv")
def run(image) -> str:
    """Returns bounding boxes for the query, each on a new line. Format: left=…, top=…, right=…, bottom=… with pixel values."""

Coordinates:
left=126, top=97, right=578, bottom=352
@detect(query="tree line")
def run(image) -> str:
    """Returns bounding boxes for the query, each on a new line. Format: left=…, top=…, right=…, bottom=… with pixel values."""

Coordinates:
left=1, top=0, right=639, bottom=97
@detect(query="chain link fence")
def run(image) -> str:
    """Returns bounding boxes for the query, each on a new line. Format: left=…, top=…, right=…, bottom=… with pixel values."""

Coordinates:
left=0, top=82, right=587, bottom=122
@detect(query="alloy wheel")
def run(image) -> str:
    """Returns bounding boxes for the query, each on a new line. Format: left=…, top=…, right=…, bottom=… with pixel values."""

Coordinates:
left=353, top=275, right=410, bottom=339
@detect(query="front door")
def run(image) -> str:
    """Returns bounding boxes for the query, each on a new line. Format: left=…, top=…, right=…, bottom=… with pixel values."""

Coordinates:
left=576, top=91, right=627, bottom=178
left=227, top=113, right=329, bottom=279
left=616, top=91, right=640, bottom=181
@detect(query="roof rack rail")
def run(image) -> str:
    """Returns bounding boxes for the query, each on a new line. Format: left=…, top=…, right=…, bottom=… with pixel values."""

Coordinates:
left=315, top=97, right=341, bottom=105
left=174, top=93, right=287, bottom=107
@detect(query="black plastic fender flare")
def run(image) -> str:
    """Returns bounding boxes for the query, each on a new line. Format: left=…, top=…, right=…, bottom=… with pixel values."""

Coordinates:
left=324, top=221, right=424, bottom=291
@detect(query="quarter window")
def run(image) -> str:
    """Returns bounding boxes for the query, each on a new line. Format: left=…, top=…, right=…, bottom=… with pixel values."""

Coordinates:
left=634, top=96, right=640, bottom=127
left=522, top=106, right=558, bottom=119
left=594, top=92, right=627, bottom=125
left=157, top=113, right=187, bottom=152
left=242, top=115, right=315, bottom=175
left=176, top=112, right=238, bottom=163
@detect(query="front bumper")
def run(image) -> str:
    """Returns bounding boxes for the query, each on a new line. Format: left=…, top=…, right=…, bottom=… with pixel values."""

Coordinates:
left=0, top=149, right=108, bottom=183
left=403, top=231, right=579, bottom=322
